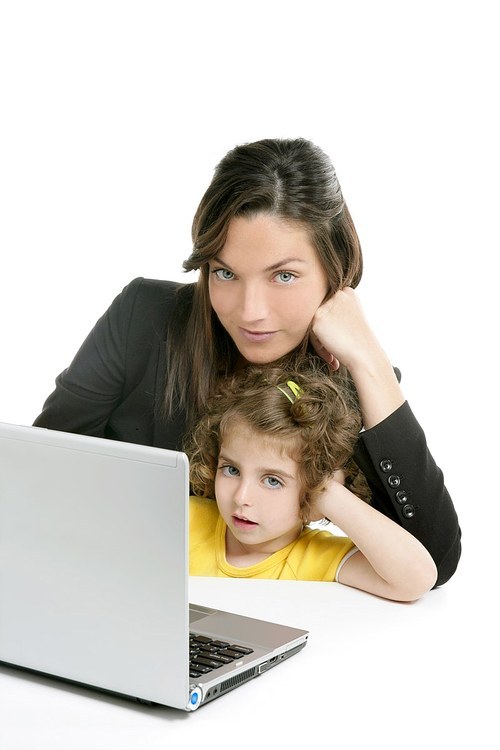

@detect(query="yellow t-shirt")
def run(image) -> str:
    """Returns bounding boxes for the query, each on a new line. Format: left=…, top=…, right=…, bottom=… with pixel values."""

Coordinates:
left=189, top=496, right=356, bottom=581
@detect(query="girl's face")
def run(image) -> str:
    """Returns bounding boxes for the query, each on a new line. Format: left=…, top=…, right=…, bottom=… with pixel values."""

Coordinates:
left=215, top=421, right=304, bottom=561
left=208, top=213, right=329, bottom=364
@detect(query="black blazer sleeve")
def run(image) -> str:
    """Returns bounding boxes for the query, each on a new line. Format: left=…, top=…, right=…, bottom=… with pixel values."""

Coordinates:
left=34, top=277, right=186, bottom=448
left=33, top=281, right=136, bottom=437
left=354, top=401, right=461, bottom=587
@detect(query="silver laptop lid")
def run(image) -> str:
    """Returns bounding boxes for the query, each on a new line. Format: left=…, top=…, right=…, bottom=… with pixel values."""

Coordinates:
left=0, top=422, right=190, bottom=709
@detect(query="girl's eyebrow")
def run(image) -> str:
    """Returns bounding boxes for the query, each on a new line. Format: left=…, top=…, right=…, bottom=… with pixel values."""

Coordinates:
left=211, top=256, right=307, bottom=273
left=218, top=453, right=237, bottom=465
left=218, top=454, right=297, bottom=481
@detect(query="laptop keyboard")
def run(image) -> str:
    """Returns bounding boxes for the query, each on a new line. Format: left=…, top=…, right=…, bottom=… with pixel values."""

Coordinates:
left=189, top=633, right=254, bottom=679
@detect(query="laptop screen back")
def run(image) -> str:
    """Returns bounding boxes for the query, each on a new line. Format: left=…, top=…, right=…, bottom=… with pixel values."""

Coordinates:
left=0, top=423, right=190, bottom=708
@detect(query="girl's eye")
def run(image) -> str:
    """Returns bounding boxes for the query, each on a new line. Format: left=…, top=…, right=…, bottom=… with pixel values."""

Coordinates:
left=221, top=464, right=239, bottom=477
left=274, top=271, right=296, bottom=284
left=213, top=268, right=235, bottom=281
left=263, top=476, right=283, bottom=489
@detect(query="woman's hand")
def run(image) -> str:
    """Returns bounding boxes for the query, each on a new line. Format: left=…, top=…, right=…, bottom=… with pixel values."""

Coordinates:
left=310, top=287, right=379, bottom=373
left=310, top=287, right=405, bottom=429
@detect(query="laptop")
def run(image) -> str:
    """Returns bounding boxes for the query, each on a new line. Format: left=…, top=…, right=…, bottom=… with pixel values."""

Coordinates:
left=0, top=421, right=308, bottom=711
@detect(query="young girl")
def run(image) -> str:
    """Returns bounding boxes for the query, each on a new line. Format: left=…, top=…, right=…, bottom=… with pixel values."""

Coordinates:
left=186, top=361, right=438, bottom=602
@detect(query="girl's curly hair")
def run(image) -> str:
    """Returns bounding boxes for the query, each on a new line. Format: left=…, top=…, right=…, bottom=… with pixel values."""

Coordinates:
left=185, top=357, right=371, bottom=524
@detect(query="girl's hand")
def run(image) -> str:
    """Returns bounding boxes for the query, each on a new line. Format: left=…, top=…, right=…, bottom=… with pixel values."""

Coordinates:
left=308, top=472, right=346, bottom=523
left=310, top=287, right=380, bottom=374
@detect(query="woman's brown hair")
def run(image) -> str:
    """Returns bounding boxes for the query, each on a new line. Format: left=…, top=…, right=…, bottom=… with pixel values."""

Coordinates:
left=164, top=138, right=363, bottom=428
left=185, top=358, right=370, bottom=523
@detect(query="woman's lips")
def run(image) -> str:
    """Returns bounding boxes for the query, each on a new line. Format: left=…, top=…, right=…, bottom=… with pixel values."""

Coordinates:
left=239, top=328, right=277, bottom=343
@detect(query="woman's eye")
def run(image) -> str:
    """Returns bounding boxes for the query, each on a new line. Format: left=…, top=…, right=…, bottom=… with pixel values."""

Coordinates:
left=213, top=268, right=235, bottom=281
left=221, top=464, right=239, bottom=477
left=263, top=476, right=283, bottom=489
left=274, top=271, right=296, bottom=284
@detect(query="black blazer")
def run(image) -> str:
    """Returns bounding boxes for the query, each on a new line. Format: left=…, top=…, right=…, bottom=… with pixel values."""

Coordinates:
left=34, top=277, right=461, bottom=585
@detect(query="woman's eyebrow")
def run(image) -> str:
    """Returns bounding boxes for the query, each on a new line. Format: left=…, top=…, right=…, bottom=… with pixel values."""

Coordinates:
left=264, top=257, right=308, bottom=272
left=211, top=255, right=307, bottom=272
left=211, top=256, right=234, bottom=270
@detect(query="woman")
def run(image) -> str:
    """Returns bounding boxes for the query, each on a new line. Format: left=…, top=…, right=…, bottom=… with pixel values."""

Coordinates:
left=34, top=138, right=461, bottom=586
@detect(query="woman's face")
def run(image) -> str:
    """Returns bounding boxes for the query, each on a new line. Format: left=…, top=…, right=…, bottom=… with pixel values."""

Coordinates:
left=208, top=214, right=329, bottom=364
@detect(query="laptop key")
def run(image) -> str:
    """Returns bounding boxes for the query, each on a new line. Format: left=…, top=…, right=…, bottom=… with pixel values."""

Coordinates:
left=229, top=645, right=254, bottom=655
left=193, top=656, right=225, bottom=669
left=189, top=661, right=213, bottom=674
left=217, top=648, right=249, bottom=659
left=199, top=651, right=233, bottom=665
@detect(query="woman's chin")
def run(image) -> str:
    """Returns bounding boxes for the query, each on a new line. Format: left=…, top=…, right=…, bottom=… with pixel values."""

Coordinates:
left=237, top=350, right=284, bottom=366
left=235, top=340, right=305, bottom=367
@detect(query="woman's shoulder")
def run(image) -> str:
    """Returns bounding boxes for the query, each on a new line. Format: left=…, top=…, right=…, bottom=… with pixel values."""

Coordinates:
left=114, top=277, right=196, bottom=332
left=120, top=276, right=192, bottom=307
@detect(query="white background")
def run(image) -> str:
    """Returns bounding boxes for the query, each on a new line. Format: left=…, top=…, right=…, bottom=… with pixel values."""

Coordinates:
left=0, top=0, right=498, bottom=745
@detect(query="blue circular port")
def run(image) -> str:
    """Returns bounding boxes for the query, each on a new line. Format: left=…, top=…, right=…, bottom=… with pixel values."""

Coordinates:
left=189, top=688, right=201, bottom=708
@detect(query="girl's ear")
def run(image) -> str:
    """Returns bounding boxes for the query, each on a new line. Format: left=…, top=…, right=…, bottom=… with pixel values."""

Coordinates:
left=306, top=508, right=327, bottom=524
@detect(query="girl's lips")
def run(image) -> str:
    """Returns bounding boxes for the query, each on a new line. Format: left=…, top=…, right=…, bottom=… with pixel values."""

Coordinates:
left=239, top=328, right=277, bottom=343
left=232, top=515, right=258, bottom=529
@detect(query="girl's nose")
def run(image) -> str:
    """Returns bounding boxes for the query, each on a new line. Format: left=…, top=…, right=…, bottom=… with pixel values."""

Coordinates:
left=233, top=479, right=252, bottom=507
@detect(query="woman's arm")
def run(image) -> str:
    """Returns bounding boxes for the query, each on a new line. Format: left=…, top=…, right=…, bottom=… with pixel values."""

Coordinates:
left=311, top=288, right=461, bottom=586
left=314, top=479, right=438, bottom=601
left=33, top=281, right=136, bottom=437
left=311, top=287, right=404, bottom=428
left=33, top=278, right=176, bottom=439
left=33, top=277, right=192, bottom=449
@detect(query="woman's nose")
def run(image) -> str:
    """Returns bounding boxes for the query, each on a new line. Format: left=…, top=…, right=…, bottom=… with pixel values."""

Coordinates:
left=239, top=283, right=269, bottom=323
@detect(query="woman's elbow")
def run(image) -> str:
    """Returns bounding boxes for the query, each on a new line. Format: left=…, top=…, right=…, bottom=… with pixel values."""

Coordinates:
left=433, top=528, right=462, bottom=587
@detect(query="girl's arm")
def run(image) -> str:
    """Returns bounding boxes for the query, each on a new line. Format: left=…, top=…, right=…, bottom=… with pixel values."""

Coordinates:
left=310, top=288, right=461, bottom=587
left=314, top=479, right=438, bottom=602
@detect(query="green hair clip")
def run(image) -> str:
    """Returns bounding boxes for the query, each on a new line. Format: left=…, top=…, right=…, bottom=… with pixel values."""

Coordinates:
left=276, top=380, right=304, bottom=404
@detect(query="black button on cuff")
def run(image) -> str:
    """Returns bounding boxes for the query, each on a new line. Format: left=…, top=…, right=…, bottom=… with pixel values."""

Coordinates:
left=387, top=474, right=401, bottom=488
left=379, top=459, right=393, bottom=473
left=402, top=504, right=415, bottom=519
left=395, top=490, right=408, bottom=505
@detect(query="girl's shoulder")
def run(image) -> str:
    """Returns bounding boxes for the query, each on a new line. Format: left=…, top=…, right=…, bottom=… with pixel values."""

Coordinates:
left=189, top=496, right=219, bottom=524
left=284, top=527, right=356, bottom=582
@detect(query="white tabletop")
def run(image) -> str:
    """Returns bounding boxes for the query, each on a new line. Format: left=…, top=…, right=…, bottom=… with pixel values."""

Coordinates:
left=0, top=569, right=496, bottom=750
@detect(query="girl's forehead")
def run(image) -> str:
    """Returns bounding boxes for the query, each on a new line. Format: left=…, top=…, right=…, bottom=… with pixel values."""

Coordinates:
left=221, top=419, right=302, bottom=462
